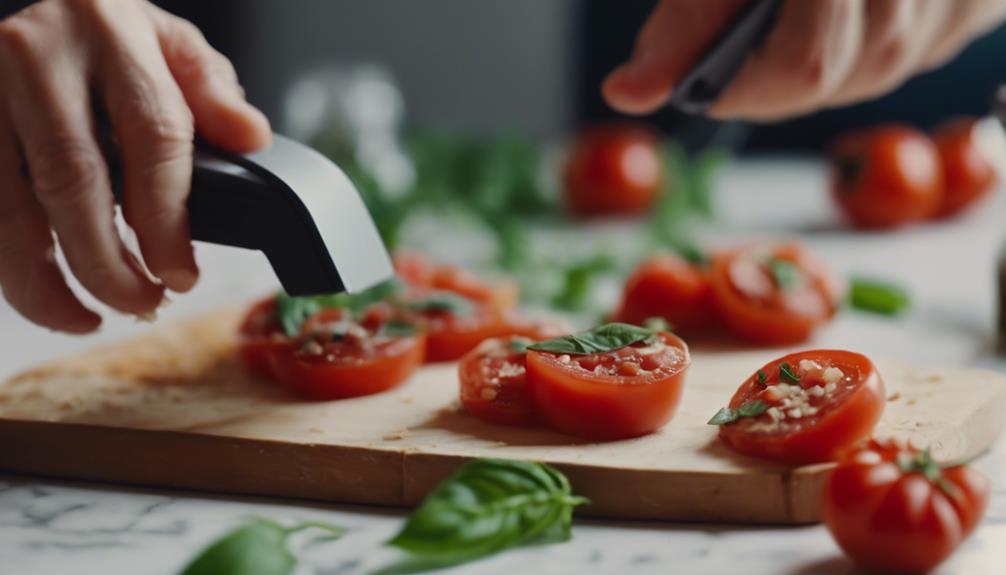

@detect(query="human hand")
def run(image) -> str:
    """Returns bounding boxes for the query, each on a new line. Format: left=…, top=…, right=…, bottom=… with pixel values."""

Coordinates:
left=0, top=0, right=270, bottom=332
left=603, top=0, right=1006, bottom=121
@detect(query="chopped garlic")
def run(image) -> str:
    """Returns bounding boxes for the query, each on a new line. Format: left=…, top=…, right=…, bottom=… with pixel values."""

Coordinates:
left=558, top=354, right=571, bottom=364
left=799, top=359, right=822, bottom=373
left=808, top=386, right=825, bottom=397
left=822, top=367, right=844, bottom=384
left=767, top=407, right=784, bottom=422
left=824, top=382, right=837, bottom=394
left=787, top=408, right=803, bottom=419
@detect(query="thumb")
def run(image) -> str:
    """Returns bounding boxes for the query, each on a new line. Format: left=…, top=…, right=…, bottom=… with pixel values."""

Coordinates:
left=602, top=0, right=747, bottom=115
left=147, top=6, right=271, bottom=152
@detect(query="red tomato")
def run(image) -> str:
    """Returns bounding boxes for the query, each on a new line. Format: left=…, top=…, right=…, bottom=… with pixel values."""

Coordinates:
left=237, top=296, right=286, bottom=378
left=499, top=313, right=573, bottom=341
left=831, top=124, right=943, bottom=228
left=614, top=254, right=717, bottom=333
left=459, top=336, right=536, bottom=427
left=709, top=243, right=838, bottom=345
left=269, top=312, right=425, bottom=400
left=823, top=439, right=990, bottom=573
left=563, top=123, right=663, bottom=217
left=526, top=332, right=690, bottom=440
left=932, top=116, right=998, bottom=218
left=414, top=302, right=511, bottom=363
left=393, top=250, right=436, bottom=288
left=715, top=350, right=885, bottom=463
left=431, top=265, right=519, bottom=313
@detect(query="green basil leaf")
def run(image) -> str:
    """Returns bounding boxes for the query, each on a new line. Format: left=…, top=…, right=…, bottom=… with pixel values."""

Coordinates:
left=756, top=370, right=768, bottom=386
left=387, top=459, right=588, bottom=569
left=179, top=518, right=344, bottom=575
left=406, top=291, right=475, bottom=316
left=707, top=400, right=768, bottom=426
left=849, top=277, right=910, bottom=316
left=527, top=323, right=654, bottom=355
left=551, top=255, right=616, bottom=312
left=707, top=407, right=737, bottom=426
left=768, top=259, right=800, bottom=290
left=274, top=279, right=403, bottom=336
left=508, top=337, right=533, bottom=353
left=778, top=362, right=800, bottom=384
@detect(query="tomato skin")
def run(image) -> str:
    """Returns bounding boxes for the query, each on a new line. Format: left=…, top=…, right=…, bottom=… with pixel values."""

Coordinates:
left=614, top=254, right=717, bottom=333
left=932, top=117, right=997, bottom=218
left=269, top=334, right=425, bottom=400
left=709, top=243, right=838, bottom=346
left=459, top=337, right=536, bottom=427
left=563, top=123, right=662, bottom=217
left=526, top=332, right=690, bottom=440
left=718, top=350, right=885, bottom=464
left=822, top=440, right=990, bottom=573
left=237, top=296, right=286, bottom=378
left=831, top=124, right=943, bottom=229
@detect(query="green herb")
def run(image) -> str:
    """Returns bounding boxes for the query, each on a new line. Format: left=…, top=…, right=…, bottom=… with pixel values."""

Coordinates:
left=768, top=259, right=800, bottom=290
left=849, top=277, right=910, bottom=316
left=551, top=255, right=616, bottom=311
left=179, top=517, right=343, bottom=575
left=509, top=337, right=533, bottom=353
left=406, top=292, right=474, bottom=316
left=274, top=279, right=403, bottom=336
left=895, top=449, right=959, bottom=497
left=707, top=400, right=769, bottom=426
left=386, top=459, right=588, bottom=571
left=527, top=323, right=654, bottom=355
left=756, top=370, right=768, bottom=386
left=381, top=319, right=419, bottom=337
left=643, top=316, right=671, bottom=333
left=778, top=362, right=800, bottom=384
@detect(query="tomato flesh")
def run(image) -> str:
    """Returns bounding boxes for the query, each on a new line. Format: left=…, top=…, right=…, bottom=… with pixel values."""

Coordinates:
left=717, top=350, right=885, bottom=463
left=614, top=254, right=717, bottom=334
left=526, top=332, right=690, bottom=440
left=709, top=243, right=837, bottom=345
left=932, top=116, right=997, bottom=218
left=822, top=440, right=990, bottom=573
left=459, top=337, right=536, bottom=427
left=237, top=296, right=286, bottom=378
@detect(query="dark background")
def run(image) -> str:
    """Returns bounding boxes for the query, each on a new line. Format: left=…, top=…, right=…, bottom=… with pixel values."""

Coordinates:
left=5, top=0, right=1006, bottom=152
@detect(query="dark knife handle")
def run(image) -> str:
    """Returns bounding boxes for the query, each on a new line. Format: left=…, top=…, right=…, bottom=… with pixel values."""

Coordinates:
left=668, top=0, right=784, bottom=114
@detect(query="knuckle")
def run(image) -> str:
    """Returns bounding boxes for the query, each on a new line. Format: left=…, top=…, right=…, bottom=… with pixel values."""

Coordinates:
left=0, top=17, right=38, bottom=59
left=29, top=138, right=104, bottom=207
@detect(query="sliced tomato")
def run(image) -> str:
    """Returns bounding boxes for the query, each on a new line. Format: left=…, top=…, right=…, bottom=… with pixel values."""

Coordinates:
left=822, top=439, right=990, bottom=573
left=459, top=336, right=536, bottom=427
left=430, top=264, right=519, bottom=313
left=526, top=332, right=690, bottom=440
left=237, top=296, right=286, bottom=378
left=393, top=250, right=437, bottom=288
left=415, top=302, right=510, bottom=363
left=614, top=254, right=717, bottom=333
left=499, top=313, right=573, bottom=341
left=709, top=243, right=838, bottom=345
left=715, top=350, right=885, bottom=463
left=269, top=312, right=425, bottom=400
left=932, top=116, right=998, bottom=218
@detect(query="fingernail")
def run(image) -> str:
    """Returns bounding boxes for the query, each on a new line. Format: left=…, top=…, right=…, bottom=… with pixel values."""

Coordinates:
left=160, top=268, right=198, bottom=293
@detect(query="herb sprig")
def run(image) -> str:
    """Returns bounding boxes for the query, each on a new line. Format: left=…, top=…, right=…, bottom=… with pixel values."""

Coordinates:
left=527, top=323, right=657, bottom=355
left=708, top=399, right=769, bottom=425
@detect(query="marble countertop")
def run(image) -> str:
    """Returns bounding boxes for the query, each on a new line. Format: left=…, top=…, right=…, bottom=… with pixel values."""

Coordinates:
left=2, top=158, right=1006, bottom=574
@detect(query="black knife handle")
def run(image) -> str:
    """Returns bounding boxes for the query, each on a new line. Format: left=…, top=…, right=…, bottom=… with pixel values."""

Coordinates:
left=668, top=0, right=784, bottom=114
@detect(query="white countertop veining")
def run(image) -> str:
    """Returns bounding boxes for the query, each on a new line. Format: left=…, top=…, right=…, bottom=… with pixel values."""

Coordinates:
left=2, top=157, right=1006, bottom=574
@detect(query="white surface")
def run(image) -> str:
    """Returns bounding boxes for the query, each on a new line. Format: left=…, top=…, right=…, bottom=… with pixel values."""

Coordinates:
left=2, top=157, right=1006, bottom=574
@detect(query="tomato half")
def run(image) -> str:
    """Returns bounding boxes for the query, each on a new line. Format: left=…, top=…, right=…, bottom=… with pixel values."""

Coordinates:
left=830, top=124, right=943, bottom=229
left=709, top=243, right=837, bottom=345
left=269, top=312, right=425, bottom=400
left=932, top=116, right=997, bottom=218
left=614, top=254, right=717, bottom=334
left=822, top=439, right=990, bottom=573
left=430, top=265, right=519, bottom=313
left=237, top=296, right=286, bottom=378
left=459, top=336, right=536, bottom=427
left=563, top=123, right=662, bottom=217
left=526, top=332, right=690, bottom=440
left=715, top=350, right=885, bottom=463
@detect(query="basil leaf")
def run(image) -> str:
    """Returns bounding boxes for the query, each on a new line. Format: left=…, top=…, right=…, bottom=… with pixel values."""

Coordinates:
left=707, top=400, right=768, bottom=426
left=274, top=279, right=403, bottom=336
left=509, top=337, right=533, bottom=353
left=849, top=277, right=910, bottom=316
left=526, top=323, right=654, bottom=355
left=387, top=459, right=588, bottom=569
left=778, top=362, right=800, bottom=384
left=179, top=517, right=343, bottom=575
left=756, top=370, right=768, bottom=386
left=551, top=255, right=616, bottom=312
left=406, top=291, right=475, bottom=316
left=380, top=319, right=420, bottom=338
left=768, top=259, right=799, bottom=290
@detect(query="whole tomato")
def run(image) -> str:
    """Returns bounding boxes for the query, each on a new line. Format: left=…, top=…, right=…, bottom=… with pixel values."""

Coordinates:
left=822, top=440, right=990, bottom=573
left=931, top=116, right=998, bottom=217
left=830, top=124, right=943, bottom=229
left=563, top=123, right=662, bottom=217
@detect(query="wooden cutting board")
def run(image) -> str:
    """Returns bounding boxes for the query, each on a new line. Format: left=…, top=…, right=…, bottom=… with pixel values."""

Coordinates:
left=0, top=309, right=1003, bottom=524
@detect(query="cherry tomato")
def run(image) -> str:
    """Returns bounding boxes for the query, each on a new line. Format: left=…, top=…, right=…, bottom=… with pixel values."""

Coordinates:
left=526, top=332, right=690, bottom=440
left=563, top=123, right=662, bottom=217
left=715, top=350, right=885, bottom=463
left=459, top=336, right=536, bottom=427
left=413, top=301, right=511, bottom=363
left=499, top=313, right=572, bottom=341
left=431, top=265, right=518, bottom=313
left=709, top=243, right=838, bottom=345
left=237, top=296, right=286, bottom=378
left=932, top=116, right=998, bottom=218
left=269, top=311, right=425, bottom=400
left=614, top=254, right=717, bottom=334
left=831, top=124, right=943, bottom=228
left=393, top=249, right=436, bottom=288
left=823, top=439, right=990, bottom=573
